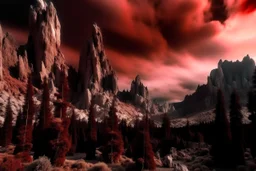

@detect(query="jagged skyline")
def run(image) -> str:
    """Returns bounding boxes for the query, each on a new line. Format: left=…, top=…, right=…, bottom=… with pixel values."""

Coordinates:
left=1, top=0, right=256, bottom=102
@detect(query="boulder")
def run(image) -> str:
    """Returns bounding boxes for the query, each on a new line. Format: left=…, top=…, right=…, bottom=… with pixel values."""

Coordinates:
left=162, top=155, right=173, bottom=168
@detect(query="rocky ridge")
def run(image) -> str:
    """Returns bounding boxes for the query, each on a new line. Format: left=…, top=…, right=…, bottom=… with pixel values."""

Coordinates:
left=174, top=55, right=255, bottom=117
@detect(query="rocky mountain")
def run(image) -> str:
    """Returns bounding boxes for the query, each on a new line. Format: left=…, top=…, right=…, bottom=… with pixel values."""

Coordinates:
left=174, top=55, right=255, bottom=116
left=75, top=24, right=118, bottom=109
left=0, top=0, right=174, bottom=126
left=118, top=75, right=175, bottom=114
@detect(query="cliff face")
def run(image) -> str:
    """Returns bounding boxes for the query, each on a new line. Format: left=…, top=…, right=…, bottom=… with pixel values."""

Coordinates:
left=76, top=24, right=118, bottom=109
left=174, top=55, right=255, bottom=116
left=26, top=0, right=65, bottom=86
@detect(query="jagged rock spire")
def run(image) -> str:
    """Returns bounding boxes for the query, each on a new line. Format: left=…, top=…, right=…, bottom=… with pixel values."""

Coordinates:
left=27, top=0, right=64, bottom=79
left=78, top=23, right=118, bottom=92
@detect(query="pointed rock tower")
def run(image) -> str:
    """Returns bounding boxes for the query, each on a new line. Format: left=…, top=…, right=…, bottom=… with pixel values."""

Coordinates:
left=27, top=0, right=65, bottom=85
left=77, top=24, right=118, bottom=109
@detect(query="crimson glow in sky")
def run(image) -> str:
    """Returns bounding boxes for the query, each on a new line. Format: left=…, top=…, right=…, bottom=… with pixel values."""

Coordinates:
left=1, top=0, right=256, bottom=102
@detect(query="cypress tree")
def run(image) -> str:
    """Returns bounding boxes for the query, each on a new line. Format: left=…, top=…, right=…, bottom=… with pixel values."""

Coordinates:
left=14, top=75, right=35, bottom=162
left=132, top=113, right=156, bottom=170
left=102, top=98, right=124, bottom=163
left=68, top=109, right=77, bottom=155
left=160, top=113, right=171, bottom=157
left=230, top=90, right=245, bottom=165
left=247, top=68, right=256, bottom=157
left=211, top=89, right=232, bottom=168
left=49, top=70, right=71, bottom=166
left=2, top=98, right=13, bottom=147
left=33, top=78, right=52, bottom=159
left=86, top=100, right=97, bottom=160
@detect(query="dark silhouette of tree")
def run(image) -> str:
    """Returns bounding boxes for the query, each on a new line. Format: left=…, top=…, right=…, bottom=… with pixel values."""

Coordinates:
left=102, top=98, right=124, bottom=163
left=14, top=76, right=34, bottom=163
left=247, top=69, right=256, bottom=158
left=34, top=78, right=52, bottom=159
left=45, top=69, right=71, bottom=166
left=2, top=98, right=13, bottom=147
left=86, top=100, right=97, bottom=160
left=162, top=114, right=171, bottom=139
left=68, top=109, right=77, bottom=155
left=211, top=89, right=232, bottom=168
left=55, top=68, right=69, bottom=119
left=132, top=113, right=156, bottom=170
left=230, top=90, right=245, bottom=165
left=160, top=113, right=171, bottom=157
left=38, top=77, right=52, bottom=129
left=13, top=110, right=22, bottom=144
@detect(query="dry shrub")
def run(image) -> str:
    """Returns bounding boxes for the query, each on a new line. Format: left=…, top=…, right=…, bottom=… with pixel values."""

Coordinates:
left=0, top=156, right=24, bottom=171
left=87, top=162, right=111, bottom=171
left=25, top=156, right=52, bottom=171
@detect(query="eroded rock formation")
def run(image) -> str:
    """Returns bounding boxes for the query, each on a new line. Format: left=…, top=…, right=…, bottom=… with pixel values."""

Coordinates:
left=77, top=24, right=118, bottom=109
left=27, top=0, right=65, bottom=85
left=174, top=55, right=255, bottom=116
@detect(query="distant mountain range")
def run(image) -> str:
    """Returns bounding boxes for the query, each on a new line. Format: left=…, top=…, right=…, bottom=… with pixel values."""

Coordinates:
left=173, top=55, right=255, bottom=116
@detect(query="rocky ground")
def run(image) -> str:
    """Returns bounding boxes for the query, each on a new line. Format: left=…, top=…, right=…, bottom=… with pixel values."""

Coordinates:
left=2, top=142, right=256, bottom=170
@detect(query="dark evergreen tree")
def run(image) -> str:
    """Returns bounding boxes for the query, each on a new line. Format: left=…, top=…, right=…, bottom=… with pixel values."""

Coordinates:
left=247, top=69, right=256, bottom=157
left=33, top=77, right=52, bottom=159
left=102, top=98, right=124, bottom=163
left=211, top=89, right=232, bottom=168
left=46, top=70, right=71, bottom=166
left=86, top=101, right=97, bottom=160
left=132, top=113, right=156, bottom=170
left=14, top=76, right=34, bottom=163
left=230, top=90, right=245, bottom=165
left=68, top=109, right=77, bottom=155
left=160, top=113, right=171, bottom=157
left=2, top=98, right=13, bottom=147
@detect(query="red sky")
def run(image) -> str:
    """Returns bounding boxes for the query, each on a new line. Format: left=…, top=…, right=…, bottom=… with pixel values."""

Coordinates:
left=1, top=0, right=256, bottom=102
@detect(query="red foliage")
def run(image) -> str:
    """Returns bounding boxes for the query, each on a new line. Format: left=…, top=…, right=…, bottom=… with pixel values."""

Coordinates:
left=2, top=98, right=13, bottom=147
left=102, top=99, right=124, bottom=163
left=0, top=157, right=24, bottom=171
left=86, top=102, right=97, bottom=160
left=14, top=76, right=35, bottom=162
left=102, top=130, right=124, bottom=163
left=45, top=118, right=71, bottom=166
left=132, top=114, right=156, bottom=170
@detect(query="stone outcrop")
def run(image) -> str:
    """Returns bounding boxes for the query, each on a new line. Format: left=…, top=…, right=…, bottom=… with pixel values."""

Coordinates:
left=27, top=0, right=65, bottom=84
left=2, top=32, right=18, bottom=69
left=174, top=55, right=255, bottom=116
left=131, top=75, right=149, bottom=100
left=77, top=24, right=118, bottom=109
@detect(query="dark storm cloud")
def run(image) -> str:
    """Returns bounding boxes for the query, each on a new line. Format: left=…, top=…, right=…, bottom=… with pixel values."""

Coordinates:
left=208, top=0, right=229, bottom=23
left=240, top=0, right=256, bottom=13
left=0, top=0, right=230, bottom=61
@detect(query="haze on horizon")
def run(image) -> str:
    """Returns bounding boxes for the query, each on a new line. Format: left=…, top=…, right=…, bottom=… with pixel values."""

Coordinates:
left=1, top=0, right=256, bottom=102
